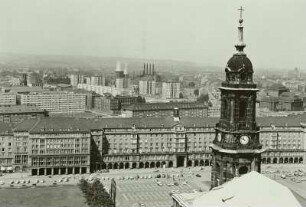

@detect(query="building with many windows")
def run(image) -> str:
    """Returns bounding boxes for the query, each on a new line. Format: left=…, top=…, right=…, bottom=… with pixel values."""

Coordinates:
left=0, top=105, right=48, bottom=125
left=0, top=113, right=305, bottom=174
left=20, top=91, right=86, bottom=113
left=121, top=102, right=208, bottom=118
left=162, top=82, right=181, bottom=99
left=26, top=118, right=91, bottom=175
left=0, top=92, right=17, bottom=106
left=0, top=123, right=13, bottom=170
left=139, top=78, right=157, bottom=96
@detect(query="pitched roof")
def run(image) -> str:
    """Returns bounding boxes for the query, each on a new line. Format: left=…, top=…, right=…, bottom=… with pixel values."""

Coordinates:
left=0, top=105, right=46, bottom=114
left=192, top=171, right=304, bottom=207
left=10, top=113, right=306, bottom=133
left=257, top=115, right=303, bottom=127
left=268, top=83, right=289, bottom=91
left=14, top=118, right=40, bottom=132
left=90, top=117, right=176, bottom=129
left=122, top=102, right=207, bottom=111
left=28, top=117, right=91, bottom=133
left=0, top=122, right=13, bottom=135
left=180, top=117, right=218, bottom=128
left=260, top=96, right=280, bottom=102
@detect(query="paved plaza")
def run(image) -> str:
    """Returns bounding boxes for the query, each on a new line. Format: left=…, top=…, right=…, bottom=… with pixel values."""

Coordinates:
left=115, top=176, right=210, bottom=207
left=0, top=165, right=306, bottom=207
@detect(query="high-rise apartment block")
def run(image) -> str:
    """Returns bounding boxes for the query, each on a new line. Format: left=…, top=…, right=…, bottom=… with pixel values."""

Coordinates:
left=139, top=63, right=157, bottom=96
left=0, top=92, right=17, bottom=106
left=162, top=82, right=180, bottom=99
left=20, top=91, right=86, bottom=113
left=115, top=62, right=130, bottom=89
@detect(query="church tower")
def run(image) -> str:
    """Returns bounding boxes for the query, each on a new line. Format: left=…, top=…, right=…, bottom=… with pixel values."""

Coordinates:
left=210, top=7, right=264, bottom=188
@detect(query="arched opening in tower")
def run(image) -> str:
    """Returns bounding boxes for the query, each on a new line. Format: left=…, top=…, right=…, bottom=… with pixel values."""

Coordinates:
left=238, top=166, right=248, bottom=175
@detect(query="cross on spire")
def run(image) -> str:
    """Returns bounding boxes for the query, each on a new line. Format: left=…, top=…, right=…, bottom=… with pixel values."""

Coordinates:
left=235, top=6, right=246, bottom=53
left=238, top=6, right=244, bottom=19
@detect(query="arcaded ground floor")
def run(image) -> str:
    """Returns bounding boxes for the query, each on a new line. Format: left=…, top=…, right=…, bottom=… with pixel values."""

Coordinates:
left=95, top=158, right=212, bottom=171
left=30, top=166, right=90, bottom=176
left=262, top=156, right=303, bottom=164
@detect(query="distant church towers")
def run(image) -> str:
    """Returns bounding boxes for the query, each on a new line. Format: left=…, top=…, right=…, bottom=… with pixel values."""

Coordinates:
left=210, top=7, right=264, bottom=188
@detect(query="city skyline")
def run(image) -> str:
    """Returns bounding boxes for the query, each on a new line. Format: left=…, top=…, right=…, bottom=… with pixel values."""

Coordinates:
left=0, top=0, right=305, bottom=70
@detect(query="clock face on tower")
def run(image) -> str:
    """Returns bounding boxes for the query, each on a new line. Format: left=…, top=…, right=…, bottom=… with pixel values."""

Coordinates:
left=240, top=135, right=250, bottom=145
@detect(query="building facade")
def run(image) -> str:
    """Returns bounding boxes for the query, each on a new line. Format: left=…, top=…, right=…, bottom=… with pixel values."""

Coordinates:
left=70, top=74, right=85, bottom=87
left=162, top=82, right=181, bottom=99
left=0, top=92, right=17, bottom=106
left=0, top=105, right=48, bottom=125
left=0, top=114, right=305, bottom=174
left=122, top=102, right=208, bottom=118
left=28, top=119, right=91, bottom=175
left=77, top=84, right=133, bottom=96
left=139, top=79, right=157, bottom=96
left=0, top=123, right=13, bottom=170
left=260, top=93, right=303, bottom=112
left=20, top=91, right=86, bottom=113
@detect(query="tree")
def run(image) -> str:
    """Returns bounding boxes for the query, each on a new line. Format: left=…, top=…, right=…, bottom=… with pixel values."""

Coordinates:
left=179, top=93, right=184, bottom=99
left=78, top=178, right=114, bottom=207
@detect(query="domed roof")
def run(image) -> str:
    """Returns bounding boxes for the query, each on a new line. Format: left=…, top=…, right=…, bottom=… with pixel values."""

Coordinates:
left=226, top=54, right=253, bottom=72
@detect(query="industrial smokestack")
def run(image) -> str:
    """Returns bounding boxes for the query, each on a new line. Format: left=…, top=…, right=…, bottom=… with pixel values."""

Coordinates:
left=143, top=63, right=145, bottom=75
left=152, top=64, right=155, bottom=75
left=116, top=62, right=121, bottom=71
left=149, top=64, right=152, bottom=75
left=124, top=63, right=128, bottom=74
left=146, top=63, right=149, bottom=75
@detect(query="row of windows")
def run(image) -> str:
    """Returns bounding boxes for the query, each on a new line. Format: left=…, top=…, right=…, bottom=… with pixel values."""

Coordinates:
left=31, top=149, right=89, bottom=155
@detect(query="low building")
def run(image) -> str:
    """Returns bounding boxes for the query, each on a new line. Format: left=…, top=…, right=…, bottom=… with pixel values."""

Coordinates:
left=279, top=92, right=303, bottom=111
left=110, top=95, right=145, bottom=113
left=0, top=105, right=48, bottom=125
left=93, top=95, right=111, bottom=111
left=121, top=102, right=208, bottom=118
left=259, top=96, right=280, bottom=111
left=93, top=95, right=145, bottom=114
left=260, top=93, right=303, bottom=112
left=267, top=83, right=290, bottom=97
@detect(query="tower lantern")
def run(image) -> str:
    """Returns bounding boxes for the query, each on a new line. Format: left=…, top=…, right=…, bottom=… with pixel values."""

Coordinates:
left=210, top=7, right=264, bottom=188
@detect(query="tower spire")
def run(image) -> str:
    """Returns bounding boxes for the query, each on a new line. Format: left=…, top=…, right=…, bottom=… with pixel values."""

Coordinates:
left=235, top=6, right=246, bottom=53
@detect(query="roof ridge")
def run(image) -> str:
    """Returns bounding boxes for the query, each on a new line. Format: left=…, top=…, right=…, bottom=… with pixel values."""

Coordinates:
left=29, top=118, right=41, bottom=133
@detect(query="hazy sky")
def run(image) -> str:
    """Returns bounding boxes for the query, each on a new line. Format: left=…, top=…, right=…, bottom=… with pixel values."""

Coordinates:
left=0, top=0, right=305, bottom=69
